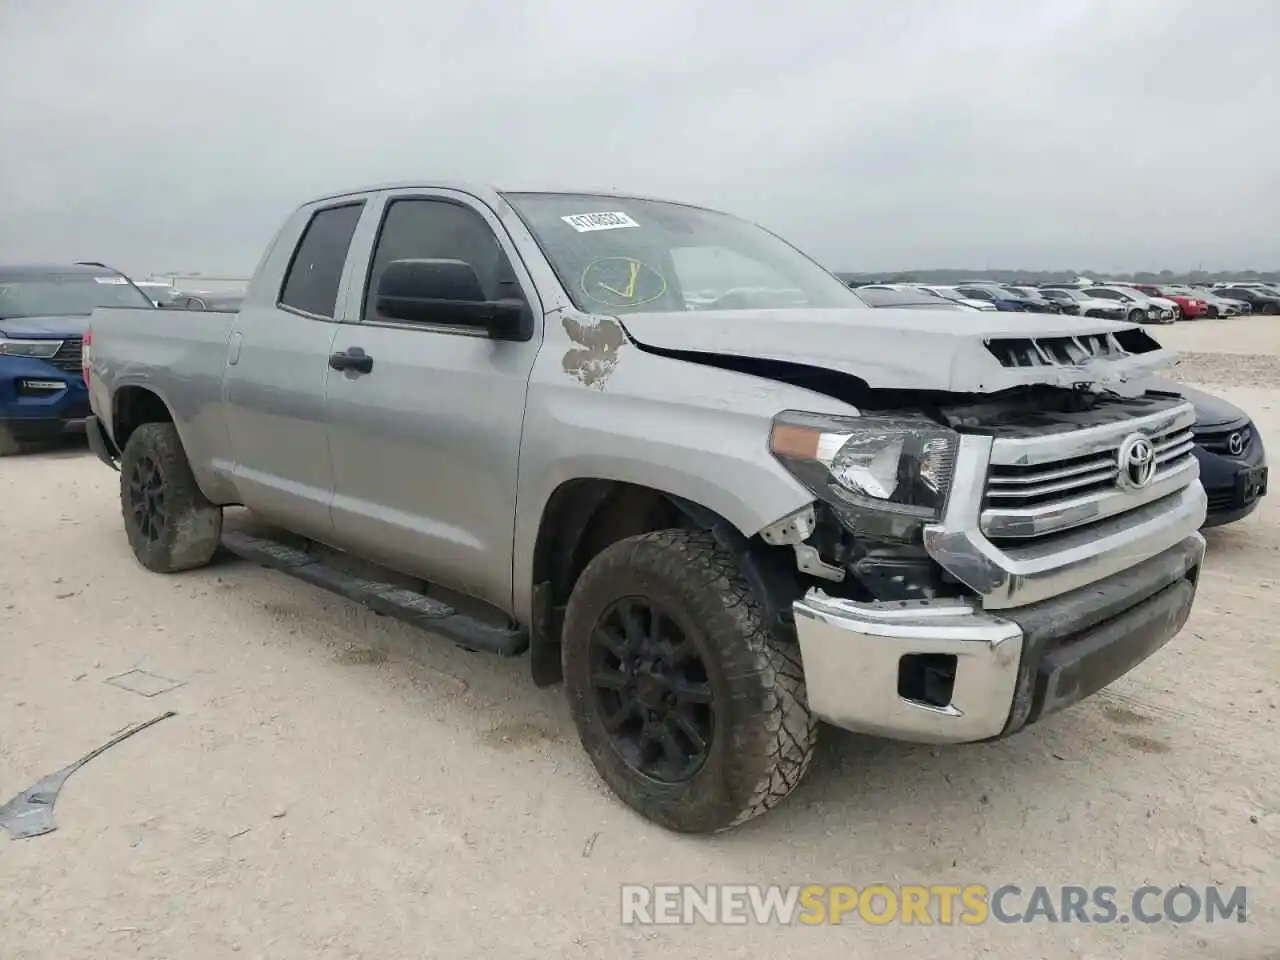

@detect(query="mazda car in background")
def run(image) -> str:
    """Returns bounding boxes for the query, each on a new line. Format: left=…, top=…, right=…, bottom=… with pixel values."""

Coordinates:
left=1137, top=378, right=1268, bottom=527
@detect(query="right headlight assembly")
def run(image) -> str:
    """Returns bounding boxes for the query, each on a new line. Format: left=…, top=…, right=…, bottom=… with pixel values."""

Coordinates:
left=768, top=411, right=959, bottom=529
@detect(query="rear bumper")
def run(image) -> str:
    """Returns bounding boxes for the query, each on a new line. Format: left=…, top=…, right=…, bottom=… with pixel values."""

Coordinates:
left=794, top=535, right=1203, bottom=743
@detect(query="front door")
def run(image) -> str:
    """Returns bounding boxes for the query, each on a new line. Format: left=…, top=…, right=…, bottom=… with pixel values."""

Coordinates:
left=323, top=190, right=544, bottom=610
left=222, top=200, right=365, bottom=541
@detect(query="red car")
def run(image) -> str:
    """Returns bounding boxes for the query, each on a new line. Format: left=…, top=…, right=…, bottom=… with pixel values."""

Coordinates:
left=1133, top=284, right=1209, bottom=319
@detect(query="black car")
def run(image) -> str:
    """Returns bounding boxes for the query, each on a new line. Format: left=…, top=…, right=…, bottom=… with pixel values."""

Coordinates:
left=1146, top=378, right=1268, bottom=527
left=1214, top=287, right=1280, bottom=316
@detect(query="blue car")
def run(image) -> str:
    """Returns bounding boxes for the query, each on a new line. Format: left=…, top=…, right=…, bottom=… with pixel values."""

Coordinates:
left=0, top=263, right=155, bottom=454
left=952, top=284, right=1031, bottom=312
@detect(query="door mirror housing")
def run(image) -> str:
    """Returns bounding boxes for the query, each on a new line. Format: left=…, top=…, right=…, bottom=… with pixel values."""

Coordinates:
left=375, top=258, right=529, bottom=340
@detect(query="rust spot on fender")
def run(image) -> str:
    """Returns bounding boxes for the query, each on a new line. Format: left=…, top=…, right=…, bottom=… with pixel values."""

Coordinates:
left=561, top=315, right=627, bottom=390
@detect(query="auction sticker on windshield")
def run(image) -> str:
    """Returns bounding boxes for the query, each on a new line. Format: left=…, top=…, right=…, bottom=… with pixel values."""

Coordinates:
left=561, top=211, right=640, bottom=233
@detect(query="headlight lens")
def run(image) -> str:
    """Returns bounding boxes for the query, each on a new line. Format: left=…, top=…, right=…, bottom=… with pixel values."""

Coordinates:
left=769, top=412, right=958, bottom=524
left=0, top=338, right=63, bottom=359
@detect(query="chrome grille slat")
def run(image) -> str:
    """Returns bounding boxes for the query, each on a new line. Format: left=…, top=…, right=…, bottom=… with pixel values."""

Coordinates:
left=986, top=466, right=1118, bottom=500
left=979, top=402, right=1201, bottom=540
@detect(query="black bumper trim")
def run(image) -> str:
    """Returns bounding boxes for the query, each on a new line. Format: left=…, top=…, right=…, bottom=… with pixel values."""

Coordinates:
left=997, top=535, right=1202, bottom=736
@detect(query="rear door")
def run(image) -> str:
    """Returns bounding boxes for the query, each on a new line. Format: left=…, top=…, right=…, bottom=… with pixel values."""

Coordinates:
left=322, top=189, right=544, bottom=610
left=221, top=200, right=364, bottom=541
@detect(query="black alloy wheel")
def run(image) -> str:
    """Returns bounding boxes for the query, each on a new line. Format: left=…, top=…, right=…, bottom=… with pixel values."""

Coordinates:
left=128, top=453, right=168, bottom=544
left=588, top=598, right=715, bottom=783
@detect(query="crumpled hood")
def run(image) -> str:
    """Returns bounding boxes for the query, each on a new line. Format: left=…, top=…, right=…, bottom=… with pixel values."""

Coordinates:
left=0, top=314, right=90, bottom=338
left=615, top=306, right=1177, bottom=394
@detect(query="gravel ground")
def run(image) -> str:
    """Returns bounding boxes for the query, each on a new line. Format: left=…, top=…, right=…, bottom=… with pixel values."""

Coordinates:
left=1, top=319, right=1277, bottom=959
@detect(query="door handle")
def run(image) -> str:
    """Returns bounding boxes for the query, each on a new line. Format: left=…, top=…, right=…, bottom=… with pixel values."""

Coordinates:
left=329, top=347, right=374, bottom=374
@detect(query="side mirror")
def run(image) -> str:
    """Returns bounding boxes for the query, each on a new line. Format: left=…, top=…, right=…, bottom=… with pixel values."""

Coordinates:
left=375, top=258, right=529, bottom=340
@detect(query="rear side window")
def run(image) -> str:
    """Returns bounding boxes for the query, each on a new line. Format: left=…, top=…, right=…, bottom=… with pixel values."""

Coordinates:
left=279, top=202, right=364, bottom=317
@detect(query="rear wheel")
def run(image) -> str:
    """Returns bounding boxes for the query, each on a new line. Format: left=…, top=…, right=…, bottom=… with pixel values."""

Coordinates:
left=1127, top=309, right=1145, bottom=324
left=1207, top=306, right=1219, bottom=319
left=562, top=529, right=816, bottom=833
left=119, top=422, right=223, bottom=572
left=1263, top=303, right=1279, bottom=316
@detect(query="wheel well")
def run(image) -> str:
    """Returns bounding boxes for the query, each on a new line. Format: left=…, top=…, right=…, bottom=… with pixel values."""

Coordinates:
left=112, top=387, right=174, bottom=450
left=527, top=480, right=800, bottom=687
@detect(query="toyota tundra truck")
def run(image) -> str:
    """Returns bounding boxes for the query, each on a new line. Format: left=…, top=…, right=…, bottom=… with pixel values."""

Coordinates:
left=82, top=183, right=1207, bottom=833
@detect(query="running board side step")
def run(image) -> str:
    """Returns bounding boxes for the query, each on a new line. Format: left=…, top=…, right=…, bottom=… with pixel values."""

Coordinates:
left=220, top=531, right=528, bottom=657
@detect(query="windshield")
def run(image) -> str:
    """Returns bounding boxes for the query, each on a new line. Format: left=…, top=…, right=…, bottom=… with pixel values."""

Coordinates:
left=0, top=273, right=154, bottom=318
left=502, top=192, right=867, bottom=314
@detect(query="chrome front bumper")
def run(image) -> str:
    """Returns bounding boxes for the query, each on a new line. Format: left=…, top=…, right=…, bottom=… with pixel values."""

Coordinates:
left=793, top=594, right=1023, bottom=743
left=793, top=537, right=1204, bottom=744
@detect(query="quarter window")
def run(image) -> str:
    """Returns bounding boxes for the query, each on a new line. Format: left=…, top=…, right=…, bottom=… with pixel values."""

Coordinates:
left=278, top=202, right=364, bottom=318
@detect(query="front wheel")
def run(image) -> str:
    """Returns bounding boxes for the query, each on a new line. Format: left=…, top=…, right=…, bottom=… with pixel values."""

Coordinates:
left=119, top=422, right=223, bottom=572
left=1127, top=309, right=1145, bottom=324
left=1263, top=303, right=1279, bottom=316
left=562, top=529, right=816, bottom=833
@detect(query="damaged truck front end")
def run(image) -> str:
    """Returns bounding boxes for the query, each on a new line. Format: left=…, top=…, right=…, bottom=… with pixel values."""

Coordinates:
left=760, top=372, right=1205, bottom=744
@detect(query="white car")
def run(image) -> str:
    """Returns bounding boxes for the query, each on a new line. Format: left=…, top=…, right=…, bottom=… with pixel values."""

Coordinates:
left=1105, top=284, right=1183, bottom=319
left=1080, top=286, right=1176, bottom=324
left=883, top=283, right=998, bottom=312
left=1036, top=287, right=1129, bottom=320
left=1174, top=286, right=1244, bottom=318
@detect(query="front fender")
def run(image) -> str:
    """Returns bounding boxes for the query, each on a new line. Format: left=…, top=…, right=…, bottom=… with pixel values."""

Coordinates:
left=510, top=341, right=860, bottom=623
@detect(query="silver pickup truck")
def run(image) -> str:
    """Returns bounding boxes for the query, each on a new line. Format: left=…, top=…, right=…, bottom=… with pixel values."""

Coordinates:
left=83, top=183, right=1207, bottom=833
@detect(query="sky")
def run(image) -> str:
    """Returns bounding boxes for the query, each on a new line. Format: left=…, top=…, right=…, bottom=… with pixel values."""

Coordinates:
left=1, top=0, right=1277, bottom=278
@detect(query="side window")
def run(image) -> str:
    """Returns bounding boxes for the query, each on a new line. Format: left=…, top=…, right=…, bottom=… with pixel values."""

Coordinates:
left=364, top=198, right=516, bottom=324
left=278, top=202, right=364, bottom=318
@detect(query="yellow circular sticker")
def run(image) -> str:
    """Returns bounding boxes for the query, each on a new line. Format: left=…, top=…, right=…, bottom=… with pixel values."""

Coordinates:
left=580, top=257, right=668, bottom=308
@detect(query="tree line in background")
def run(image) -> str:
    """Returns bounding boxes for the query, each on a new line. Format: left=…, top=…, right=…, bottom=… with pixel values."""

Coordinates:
left=833, top=268, right=1280, bottom=285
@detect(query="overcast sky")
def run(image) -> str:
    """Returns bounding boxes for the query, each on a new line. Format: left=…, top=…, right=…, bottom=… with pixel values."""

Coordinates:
left=1, top=0, right=1276, bottom=277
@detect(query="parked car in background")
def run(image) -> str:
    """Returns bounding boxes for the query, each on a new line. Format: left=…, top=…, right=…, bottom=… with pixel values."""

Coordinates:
left=161, top=293, right=245, bottom=311
left=854, top=287, right=979, bottom=310
left=1103, top=284, right=1183, bottom=320
left=952, top=284, right=1032, bottom=312
left=1131, top=285, right=1208, bottom=320
left=1036, top=287, right=1128, bottom=319
left=1079, top=286, right=1175, bottom=324
left=0, top=262, right=155, bottom=454
left=1187, top=287, right=1249, bottom=317
left=134, top=281, right=180, bottom=306
left=998, top=286, right=1064, bottom=313
left=1215, top=286, right=1280, bottom=315
left=855, top=283, right=994, bottom=312
left=902, top=284, right=999, bottom=312
left=80, top=181, right=1208, bottom=833
left=1138, top=378, right=1267, bottom=527
left=1212, top=281, right=1280, bottom=295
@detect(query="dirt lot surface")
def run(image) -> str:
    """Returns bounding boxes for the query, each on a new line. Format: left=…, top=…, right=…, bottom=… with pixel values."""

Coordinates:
left=1, top=318, right=1276, bottom=959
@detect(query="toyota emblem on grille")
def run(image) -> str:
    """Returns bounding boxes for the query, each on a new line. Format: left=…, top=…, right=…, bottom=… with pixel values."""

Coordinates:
left=1228, top=431, right=1245, bottom=456
left=1117, top=434, right=1156, bottom=490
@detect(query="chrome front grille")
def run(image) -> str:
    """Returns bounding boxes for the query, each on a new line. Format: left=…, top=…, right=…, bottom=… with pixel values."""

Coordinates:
left=979, top=402, right=1200, bottom=542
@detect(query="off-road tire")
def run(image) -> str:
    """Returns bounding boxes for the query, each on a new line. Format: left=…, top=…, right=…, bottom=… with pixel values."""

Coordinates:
left=562, top=529, right=816, bottom=833
left=119, top=422, right=222, bottom=573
